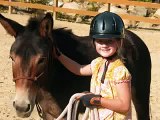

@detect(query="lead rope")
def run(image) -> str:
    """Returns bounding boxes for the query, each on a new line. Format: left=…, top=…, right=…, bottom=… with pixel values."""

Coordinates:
left=55, top=93, right=90, bottom=120
left=55, top=93, right=87, bottom=120
left=36, top=100, right=44, bottom=118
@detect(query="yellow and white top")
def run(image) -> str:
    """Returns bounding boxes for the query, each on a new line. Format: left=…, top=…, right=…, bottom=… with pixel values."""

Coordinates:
left=90, top=57, right=131, bottom=120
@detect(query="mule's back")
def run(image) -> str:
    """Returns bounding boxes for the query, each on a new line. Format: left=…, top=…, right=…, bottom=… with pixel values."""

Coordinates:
left=125, top=30, right=151, bottom=119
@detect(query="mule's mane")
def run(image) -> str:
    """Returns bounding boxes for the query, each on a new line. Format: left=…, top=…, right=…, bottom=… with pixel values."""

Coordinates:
left=26, top=17, right=41, bottom=31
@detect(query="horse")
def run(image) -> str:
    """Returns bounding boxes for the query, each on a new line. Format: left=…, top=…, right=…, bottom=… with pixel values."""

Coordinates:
left=0, top=13, right=151, bottom=120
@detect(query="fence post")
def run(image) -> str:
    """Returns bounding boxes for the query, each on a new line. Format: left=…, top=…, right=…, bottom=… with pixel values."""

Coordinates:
left=53, top=0, right=58, bottom=20
left=108, top=3, right=111, bottom=12
left=8, top=0, right=12, bottom=14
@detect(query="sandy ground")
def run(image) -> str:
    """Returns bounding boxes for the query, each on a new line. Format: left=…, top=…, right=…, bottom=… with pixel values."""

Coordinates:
left=0, top=13, right=159, bottom=120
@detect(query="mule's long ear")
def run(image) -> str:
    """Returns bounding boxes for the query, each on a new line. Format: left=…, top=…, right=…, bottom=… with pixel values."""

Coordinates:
left=39, top=13, right=53, bottom=37
left=0, top=14, right=24, bottom=37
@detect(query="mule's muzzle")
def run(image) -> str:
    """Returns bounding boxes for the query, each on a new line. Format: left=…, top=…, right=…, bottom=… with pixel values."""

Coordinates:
left=13, top=100, right=32, bottom=117
left=13, top=101, right=31, bottom=112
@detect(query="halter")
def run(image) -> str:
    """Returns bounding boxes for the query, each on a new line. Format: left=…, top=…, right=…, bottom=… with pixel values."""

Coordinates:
left=13, top=72, right=44, bottom=83
left=13, top=71, right=45, bottom=118
left=12, top=56, right=49, bottom=83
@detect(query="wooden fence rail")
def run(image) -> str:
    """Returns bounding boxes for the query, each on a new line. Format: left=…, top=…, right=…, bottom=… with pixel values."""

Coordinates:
left=0, top=0, right=160, bottom=24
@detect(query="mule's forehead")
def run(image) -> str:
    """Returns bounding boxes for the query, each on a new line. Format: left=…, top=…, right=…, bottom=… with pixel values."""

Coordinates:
left=10, top=40, right=48, bottom=70
left=10, top=34, right=48, bottom=57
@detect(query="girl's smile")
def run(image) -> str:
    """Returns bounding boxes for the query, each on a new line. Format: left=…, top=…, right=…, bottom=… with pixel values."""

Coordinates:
left=94, top=39, right=119, bottom=58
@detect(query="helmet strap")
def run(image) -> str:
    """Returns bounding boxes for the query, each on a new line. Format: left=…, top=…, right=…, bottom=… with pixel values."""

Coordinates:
left=103, top=53, right=118, bottom=60
left=92, top=38, right=96, bottom=47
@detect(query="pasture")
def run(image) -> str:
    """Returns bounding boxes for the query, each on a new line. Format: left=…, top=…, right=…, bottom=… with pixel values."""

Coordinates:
left=0, top=13, right=159, bottom=120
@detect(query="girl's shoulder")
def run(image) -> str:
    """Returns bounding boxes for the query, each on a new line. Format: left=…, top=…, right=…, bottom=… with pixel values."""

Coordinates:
left=110, top=59, right=128, bottom=73
left=110, top=59, right=131, bottom=81
left=111, top=58, right=124, bottom=66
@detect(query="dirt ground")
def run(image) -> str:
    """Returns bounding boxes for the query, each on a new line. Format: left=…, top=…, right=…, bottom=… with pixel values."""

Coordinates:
left=0, top=13, right=159, bottom=120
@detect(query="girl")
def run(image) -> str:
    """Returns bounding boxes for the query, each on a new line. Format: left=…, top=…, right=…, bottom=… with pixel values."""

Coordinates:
left=56, top=11, right=131, bottom=120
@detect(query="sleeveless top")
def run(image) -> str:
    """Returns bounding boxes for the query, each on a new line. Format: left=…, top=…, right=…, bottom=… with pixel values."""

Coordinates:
left=90, top=57, right=132, bottom=120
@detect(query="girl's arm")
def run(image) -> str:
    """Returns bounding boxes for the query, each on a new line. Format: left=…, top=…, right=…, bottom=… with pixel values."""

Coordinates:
left=58, top=53, right=92, bottom=76
left=100, top=82, right=131, bottom=113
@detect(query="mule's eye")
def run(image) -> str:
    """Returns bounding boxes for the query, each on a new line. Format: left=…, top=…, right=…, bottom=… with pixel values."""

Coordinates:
left=38, top=58, right=46, bottom=64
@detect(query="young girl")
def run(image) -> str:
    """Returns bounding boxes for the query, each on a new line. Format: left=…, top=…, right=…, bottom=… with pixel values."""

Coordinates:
left=56, top=11, right=131, bottom=120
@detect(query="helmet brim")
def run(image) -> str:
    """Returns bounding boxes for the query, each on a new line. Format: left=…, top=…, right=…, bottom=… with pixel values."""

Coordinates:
left=92, top=34, right=124, bottom=39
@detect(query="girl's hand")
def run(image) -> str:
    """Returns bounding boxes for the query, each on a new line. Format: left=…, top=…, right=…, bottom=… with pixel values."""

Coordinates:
left=80, top=93, right=101, bottom=107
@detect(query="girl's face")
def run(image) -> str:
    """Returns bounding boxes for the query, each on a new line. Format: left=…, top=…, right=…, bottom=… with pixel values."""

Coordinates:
left=94, top=39, right=120, bottom=58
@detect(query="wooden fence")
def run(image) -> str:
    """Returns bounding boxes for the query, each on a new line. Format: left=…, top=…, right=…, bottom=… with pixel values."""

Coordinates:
left=0, top=0, right=160, bottom=24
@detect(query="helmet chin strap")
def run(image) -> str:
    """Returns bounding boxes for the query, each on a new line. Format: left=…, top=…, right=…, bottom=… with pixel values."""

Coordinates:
left=103, top=53, right=118, bottom=60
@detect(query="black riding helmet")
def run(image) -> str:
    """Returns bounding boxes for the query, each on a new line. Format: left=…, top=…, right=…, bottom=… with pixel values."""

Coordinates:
left=90, top=11, right=125, bottom=39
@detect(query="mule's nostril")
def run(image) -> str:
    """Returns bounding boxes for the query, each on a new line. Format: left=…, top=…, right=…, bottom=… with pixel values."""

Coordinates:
left=25, top=104, right=31, bottom=112
left=13, top=101, right=15, bottom=107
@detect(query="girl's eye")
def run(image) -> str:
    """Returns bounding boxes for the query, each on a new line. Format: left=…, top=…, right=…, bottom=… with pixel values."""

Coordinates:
left=96, top=40, right=113, bottom=44
left=96, top=40, right=103, bottom=44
